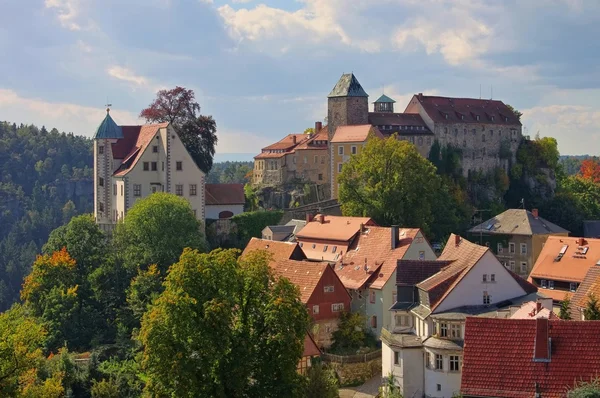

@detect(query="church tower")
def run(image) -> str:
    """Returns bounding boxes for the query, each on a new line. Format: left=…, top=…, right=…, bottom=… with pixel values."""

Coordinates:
left=373, top=94, right=395, bottom=113
left=93, top=108, right=123, bottom=231
left=327, top=73, right=369, bottom=198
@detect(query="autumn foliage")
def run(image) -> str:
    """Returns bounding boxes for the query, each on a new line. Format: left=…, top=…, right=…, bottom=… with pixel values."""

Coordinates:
left=579, top=159, right=600, bottom=183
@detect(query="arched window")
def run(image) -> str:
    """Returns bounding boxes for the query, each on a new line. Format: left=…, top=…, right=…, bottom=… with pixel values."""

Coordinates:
left=219, top=210, right=234, bottom=219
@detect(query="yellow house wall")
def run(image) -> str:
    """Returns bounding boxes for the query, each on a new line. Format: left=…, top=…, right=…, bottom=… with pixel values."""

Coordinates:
left=331, top=141, right=366, bottom=199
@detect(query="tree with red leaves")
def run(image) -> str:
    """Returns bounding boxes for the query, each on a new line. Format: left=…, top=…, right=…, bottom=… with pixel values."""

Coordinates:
left=580, top=159, right=600, bottom=183
left=140, top=87, right=217, bottom=173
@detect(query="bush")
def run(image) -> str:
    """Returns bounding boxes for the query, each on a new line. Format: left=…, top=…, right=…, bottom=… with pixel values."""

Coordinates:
left=329, top=312, right=376, bottom=355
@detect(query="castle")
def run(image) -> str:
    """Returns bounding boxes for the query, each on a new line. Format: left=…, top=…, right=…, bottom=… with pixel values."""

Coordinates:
left=253, top=74, right=523, bottom=199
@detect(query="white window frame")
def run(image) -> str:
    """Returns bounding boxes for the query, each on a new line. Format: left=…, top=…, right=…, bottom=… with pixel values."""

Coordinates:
left=570, top=282, right=577, bottom=292
left=509, top=261, right=515, bottom=270
left=520, top=262, right=527, bottom=274
left=521, top=243, right=528, bottom=255
left=450, top=324, right=461, bottom=339
left=332, top=303, right=344, bottom=312
left=313, top=305, right=319, bottom=314
left=449, top=355, right=460, bottom=372
left=394, top=351, right=400, bottom=365
left=439, top=323, right=448, bottom=337
left=435, top=354, right=443, bottom=370
left=497, top=243, right=503, bottom=253
left=483, top=291, right=491, bottom=305
left=548, top=280, right=555, bottom=289
left=482, top=274, right=488, bottom=282
left=351, top=145, right=357, bottom=155
left=541, top=279, right=547, bottom=288
left=98, top=145, right=104, bottom=154
left=369, top=290, right=376, bottom=304
left=509, top=243, right=515, bottom=254
left=133, top=184, right=141, bottom=197
left=338, top=146, right=344, bottom=155
left=324, top=285, right=334, bottom=293
left=491, top=274, right=495, bottom=282
left=338, top=163, right=343, bottom=173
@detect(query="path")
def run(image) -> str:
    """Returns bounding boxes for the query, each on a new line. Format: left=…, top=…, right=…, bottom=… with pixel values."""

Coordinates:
left=338, top=376, right=380, bottom=398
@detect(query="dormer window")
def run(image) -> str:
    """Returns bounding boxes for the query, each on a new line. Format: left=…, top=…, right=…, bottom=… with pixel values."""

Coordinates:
left=439, top=323, right=448, bottom=337
left=548, top=280, right=555, bottom=289
left=570, top=282, right=577, bottom=292
left=541, top=279, right=547, bottom=288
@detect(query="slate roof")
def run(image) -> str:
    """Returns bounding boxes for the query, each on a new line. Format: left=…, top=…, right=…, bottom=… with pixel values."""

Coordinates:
left=271, top=259, right=331, bottom=303
left=468, top=209, right=568, bottom=236
left=330, top=125, right=383, bottom=143
left=461, top=318, right=600, bottom=398
left=113, top=123, right=169, bottom=176
left=407, top=94, right=523, bottom=126
left=528, top=236, right=600, bottom=283
left=93, top=110, right=123, bottom=139
left=241, top=237, right=303, bottom=264
left=374, top=94, right=396, bottom=103
left=422, top=336, right=463, bottom=350
left=205, top=184, right=245, bottom=205
left=396, top=260, right=452, bottom=286
left=569, top=265, right=600, bottom=319
left=266, top=225, right=295, bottom=235
left=583, top=220, right=600, bottom=238
left=328, top=73, right=368, bottom=98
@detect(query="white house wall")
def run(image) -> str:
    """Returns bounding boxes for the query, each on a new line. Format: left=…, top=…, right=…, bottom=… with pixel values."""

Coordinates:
left=433, top=250, right=526, bottom=313
left=205, top=204, right=244, bottom=220
left=424, top=362, right=462, bottom=398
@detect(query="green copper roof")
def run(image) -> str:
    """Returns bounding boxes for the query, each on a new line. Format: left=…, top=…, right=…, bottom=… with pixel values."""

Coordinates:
left=374, top=94, right=396, bottom=103
left=328, top=73, right=368, bottom=98
left=93, top=110, right=123, bottom=139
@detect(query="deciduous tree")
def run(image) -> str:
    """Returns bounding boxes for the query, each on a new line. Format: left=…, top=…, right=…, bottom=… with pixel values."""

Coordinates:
left=584, top=294, right=600, bottom=320
left=580, top=159, right=600, bottom=183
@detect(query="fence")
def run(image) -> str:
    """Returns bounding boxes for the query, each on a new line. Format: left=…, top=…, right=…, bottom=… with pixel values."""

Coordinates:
left=321, top=349, right=381, bottom=364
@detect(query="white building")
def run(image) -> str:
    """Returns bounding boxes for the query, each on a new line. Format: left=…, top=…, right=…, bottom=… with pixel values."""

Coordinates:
left=205, top=183, right=245, bottom=220
left=381, top=234, right=539, bottom=398
left=93, top=109, right=205, bottom=231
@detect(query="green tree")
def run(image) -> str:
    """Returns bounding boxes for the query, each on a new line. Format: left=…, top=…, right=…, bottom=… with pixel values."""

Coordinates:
left=244, top=183, right=260, bottom=212
left=338, top=136, right=442, bottom=233
left=125, top=264, right=162, bottom=326
left=91, top=379, right=120, bottom=398
left=112, top=193, right=206, bottom=274
left=506, top=104, right=523, bottom=121
left=303, top=361, right=338, bottom=398
left=559, top=294, right=572, bottom=320
left=139, top=249, right=310, bottom=398
left=567, top=378, right=600, bottom=398
left=330, top=312, right=374, bottom=354
left=379, top=373, right=403, bottom=398
left=584, top=294, right=600, bottom=320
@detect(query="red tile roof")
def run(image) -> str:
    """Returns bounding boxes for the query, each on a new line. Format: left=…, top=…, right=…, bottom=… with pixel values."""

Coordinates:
left=295, top=125, right=329, bottom=151
left=253, top=151, right=286, bottom=160
left=570, top=266, right=600, bottom=319
left=271, top=259, right=330, bottom=303
left=262, top=134, right=308, bottom=151
left=406, top=95, right=522, bottom=126
left=528, top=236, right=600, bottom=284
left=296, top=215, right=376, bottom=242
left=461, top=317, right=600, bottom=398
left=205, top=184, right=245, bottom=205
left=330, top=125, right=384, bottom=143
left=241, top=238, right=303, bottom=264
left=113, top=123, right=169, bottom=176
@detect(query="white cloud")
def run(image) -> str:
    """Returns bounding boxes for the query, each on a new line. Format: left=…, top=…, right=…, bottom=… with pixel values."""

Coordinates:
left=0, top=89, right=141, bottom=136
left=107, top=66, right=149, bottom=86
left=216, top=129, right=272, bottom=153
left=76, top=39, right=92, bottom=53
left=45, top=0, right=83, bottom=30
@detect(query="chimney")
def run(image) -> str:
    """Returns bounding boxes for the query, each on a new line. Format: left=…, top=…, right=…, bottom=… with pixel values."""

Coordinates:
left=318, top=214, right=325, bottom=224
left=315, top=121, right=322, bottom=133
left=579, top=237, right=586, bottom=247
left=455, top=235, right=461, bottom=246
left=418, top=92, right=423, bottom=98
left=533, top=318, right=551, bottom=362
left=532, top=208, right=539, bottom=218
left=359, top=223, right=364, bottom=233
left=391, top=225, right=398, bottom=250
left=536, top=302, right=542, bottom=314
left=292, top=135, right=297, bottom=145
left=306, top=213, right=314, bottom=223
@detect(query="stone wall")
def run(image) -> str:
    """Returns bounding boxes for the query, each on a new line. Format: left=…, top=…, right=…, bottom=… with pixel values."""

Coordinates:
left=327, top=96, right=369, bottom=141
left=330, top=358, right=382, bottom=387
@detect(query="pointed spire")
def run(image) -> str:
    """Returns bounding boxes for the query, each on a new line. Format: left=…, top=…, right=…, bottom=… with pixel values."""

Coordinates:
left=93, top=108, right=123, bottom=140
left=328, top=73, right=368, bottom=98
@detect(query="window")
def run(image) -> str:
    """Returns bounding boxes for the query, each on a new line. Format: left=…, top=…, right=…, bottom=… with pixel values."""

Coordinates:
left=304, top=156, right=307, bottom=164
left=133, top=184, right=141, bottom=197
left=151, top=161, right=157, bottom=171
left=520, top=262, right=527, bottom=273
left=162, top=162, right=164, bottom=171
left=435, top=354, right=443, bottom=370
left=351, top=146, right=357, bottom=154
left=570, top=282, right=577, bottom=292
left=439, top=323, right=448, bottom=337
left=509, top=243, right=515, bottom=254
left=483, top=291, right=491, bottom=305
left=120, top=185, right=123, bottom=196
left=332, top=246, right=337, bottom=253
left=427, top=137, right=432, bottom=145
left=152, top=145, right=158, bottom=153
left=312, top=244, right=316, bottom=249
left=113, top=184, right=117, bottom=196
left=324, top=285, right=334, bottom=293
left=419, top=251, right=425, bottom=260
left=548, top=280, right=555, bottom=289
left=509, top=261, right=515, bottom=270
left=99, top=202, right=104, bottom=212
left=394, top=351, right=400, bottom=365
left=338, top=146, right=344, bottom=155
left=313, top=305, right=319, bottom=314
left=176, top=161, right=182, bottom=171
left=476, top=115, right=480, bottom=121
left=322, top=245, right=328, bottom=252
left=143, top=162, right=149, bottom=171
left=437, top=384, right=442, bottom=392
left=482, top=274, right=488, bottom=282
left=449, top=356, right=460, bottom=372
left=497, top=243, right=503, bottom=253
left=472, top=128, right=476, bottom=135
left=314, top=155, right=318, bottom=164
left=318, top=173, right=323, bottom=181
left=371, top=315, right=377, bottom=328
left=98, top=145, right=104, bottom=154
left=491, top=274, right=495, bottom=282
left=189, top=184, right=197, bottom=196
left=338, top=163, right=342, bottom=173
left=369, top=290, right=376, bottom=304
left=332, top=303, right=344, bottom=312
left=541, top=279, right=547, bottom=288
left=521, top=243, right=527, bottom=255
left=175, top=184, right=183, bottom=196
left=426, top=352, right=432, bottom=369
left=450, top=324, right=461, bottom=339
left=99, top=177, right=104, bottom=187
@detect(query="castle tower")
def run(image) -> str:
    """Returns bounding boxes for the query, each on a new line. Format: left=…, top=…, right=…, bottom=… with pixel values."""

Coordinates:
left=373, top=94, right=395, bottom=113
left=327, top=73, right=369, bottom=198
left=93, top=108, right=123, bottom=230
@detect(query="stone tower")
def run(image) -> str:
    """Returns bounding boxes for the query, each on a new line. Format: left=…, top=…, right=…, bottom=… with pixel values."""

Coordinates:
left=93, top=108, right=123, bottom=230
left=327, top=74, right=369, bottom=198
left=373, top=94, right=395, bottom=113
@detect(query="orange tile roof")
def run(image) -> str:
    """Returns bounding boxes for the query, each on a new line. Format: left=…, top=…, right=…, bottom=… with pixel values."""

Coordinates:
left=333, top=260, right=381, bottom=290
left=254, top=151, right=287, bottom=159
left=330, top=125, right=384, bottom=143
left=271, top=259, right=330, bottom=303
left=296, top=215, right=375, bottom=242
left=241, top=237, right=301, bottom=264
left=528, top=236, right=600, bottom=283
left=571, top=266, right=600, bottom=314
left=262, top=134, right=308, bottom=151
left=295, top=125, right=329, bottom=151
left=113, top=123, right=169, bottom=176
left=509, top=301, right=558, bottom=319
left=300, top=241, right=350, bottom=263
left=538, top=288, right=572, bottom=302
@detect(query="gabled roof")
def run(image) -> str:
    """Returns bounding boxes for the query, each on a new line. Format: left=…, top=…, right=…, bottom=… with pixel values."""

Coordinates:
left=569, top=265, right=600, bottom=319
left=296, top=215, right=375, bottom=242
left=262, top=134, right=308, bottom=151
left=241, top=237, right=303, bottom=264
left=330, top=125, right=383, bottom=143
left=328, top=73, right=368, bottom=98
left=406, top=94, right=522, bottom=126
left=374, top=94, right=396, bottom=103
left=294, top=125, right=329, bottom=151
left=205, top=184, right=245, bottom=205
left=396, top=260, right=453, bottom=286
left=302, top=333, right=321, bottom=357
left=461, top=318, right=600, bottom=398
left=113, top=123, right=169, bottom=176
left=94, top=110, right=123, bottom=139
left=368, top=112, right=433, bottom=135
left=528, top=236, right=600, bottom=283
left=271, top=259, right=331, bottom=303
left=468, top=209, right=568, bottom=236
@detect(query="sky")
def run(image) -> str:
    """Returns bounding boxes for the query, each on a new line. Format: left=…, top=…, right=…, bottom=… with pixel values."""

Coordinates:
left=1, top=0, right=600, bottom=159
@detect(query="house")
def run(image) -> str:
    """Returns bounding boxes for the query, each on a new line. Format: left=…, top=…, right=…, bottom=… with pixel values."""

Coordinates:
left=460, top=317, right=600, bottom=398
left=569, top=262, right=600, bottom=320
left=330, top=124, right=384, bottom=198
left=334, top=226, right=437, bottom=336
left=468, top=208, right=568, bottom=277
left=381, top=234, right=538, bottom=398
left=93, top=109, right=205, bottom=232
left=295, top=214, right=377, bottom=262
left=271, top=259, right=351, bottom=348
left=204, top=183, right=245, bottom=219
left=262, top=219, right=306, bottom=242
left=241, top=237, right=306, bottom=264
left=294, top=123, right=329, bottom=184
left=528, top=236, right=600, bottom=303
left=508, top=298, right=557, bottom=319
left=298, top=333, right=321, bottom=375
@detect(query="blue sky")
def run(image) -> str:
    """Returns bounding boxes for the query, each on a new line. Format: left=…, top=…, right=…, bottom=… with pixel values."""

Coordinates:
left=1, top=0, right=600, bottom=158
